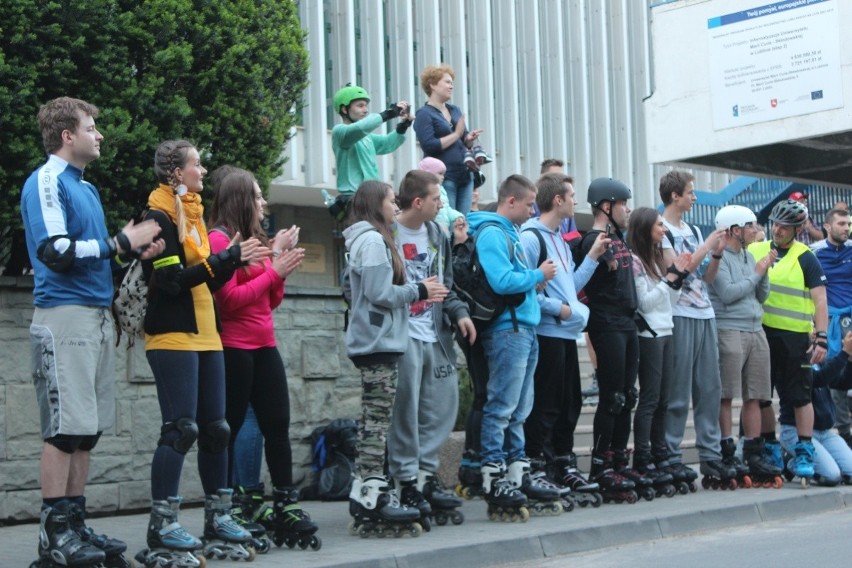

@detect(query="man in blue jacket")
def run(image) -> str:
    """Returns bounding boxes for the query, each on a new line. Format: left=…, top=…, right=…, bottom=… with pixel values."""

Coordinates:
left=520, top=173, right=607, bottom=480
left=467, top=175, right=556, bottom=517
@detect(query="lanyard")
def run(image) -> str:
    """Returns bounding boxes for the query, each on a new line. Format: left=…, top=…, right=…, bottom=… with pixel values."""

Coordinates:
left=548, top=232, right=570, bottom=272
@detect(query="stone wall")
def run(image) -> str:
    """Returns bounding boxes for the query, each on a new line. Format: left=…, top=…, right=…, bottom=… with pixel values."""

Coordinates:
left=0, top=205, right=364, bottom=522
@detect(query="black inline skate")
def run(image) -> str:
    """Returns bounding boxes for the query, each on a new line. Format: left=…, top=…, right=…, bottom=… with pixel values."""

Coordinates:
left=528, top=457, right=575, bottom=512
left=135, top=496, right=204, bottom=568
left=455, top=449, right=486, bottom=499
left=591, top=454, right=638, bottom=504
left=230, top=485, right=271, bottom=553
left=656, top=458, right=698, bottom=494
left=506, top=458, right=563, bottom=515
left=200, top=489, right=256, bottom=561
left=30, top=501, right=105, bottom=568
left=418, top=470, right=464, bottom=526
left=481, top=462, right=530, bottom=522
left=742, top=438, right=784, bottom=488
left=552, top=453, right=603, bottom=508
left=348, top=476, right=423, bottom=537
left=67, top=498, right=131, bottom=567
left=700, top=459, right=738, bottom=490
left=721, top=438, right=753, bottom=488
left=266, top=487, right=321, bottom=550
left=396, top=478, right=433, bottom=532
left=612, top=450, right=655, bottom=502
left=631, top=454, right=676, bottom=498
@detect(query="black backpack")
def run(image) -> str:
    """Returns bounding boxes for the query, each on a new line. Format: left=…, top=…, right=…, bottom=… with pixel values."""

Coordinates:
left=302, top=418, right=358, bottom=501
left=452, top=222, right=525, bottom=331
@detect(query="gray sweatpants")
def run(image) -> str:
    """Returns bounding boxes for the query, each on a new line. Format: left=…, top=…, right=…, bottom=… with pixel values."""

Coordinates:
left=387, top=336, right=458, bottom=481
left=664, top=316, right=723, bottom=463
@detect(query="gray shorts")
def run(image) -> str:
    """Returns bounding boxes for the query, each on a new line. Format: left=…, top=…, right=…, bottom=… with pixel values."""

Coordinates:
left=30, top=305, right=116, bottom=438
left=718, top=329, right=771, bottom=401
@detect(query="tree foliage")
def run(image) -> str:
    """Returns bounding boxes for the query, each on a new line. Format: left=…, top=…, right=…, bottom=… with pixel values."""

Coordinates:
left=0, top=0, right=308, bottom=270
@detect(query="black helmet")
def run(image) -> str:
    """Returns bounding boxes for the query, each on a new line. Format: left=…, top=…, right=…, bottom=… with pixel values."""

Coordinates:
left=587, top=177, right=632, bottom=208
left=768, top=199, right=808, bottom=227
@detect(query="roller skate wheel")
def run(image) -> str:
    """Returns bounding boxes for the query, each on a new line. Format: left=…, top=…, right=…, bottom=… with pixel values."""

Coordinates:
left=410, top=522, right=423, bottom=537
left=451, top=510, right=465, bottom=525
left=688, top=482, right=698, bottom=493
left=245, top=546, right=257, bottom=561
left=548, top=502, right=562, bottom=515
left=701, top=477, right=711, bottom=490
left=663, top=485, right=676, bottom=498
left=519, top=507, right=530, bottom=522
left=254, top=538, right=270, bottom=554
left=420, top=515, right=431, bottom=532
left=591, top=493, right=603, bottom=508
left=347, top=520, right=358, bottom=536
left=286, top=536, right=297, bottom=549
left=298, top=538, right=309, bottom=550
left=310, top=535, right=322, bottom=551
left=727, top=478, right=738, bottom=490
left=772, top=476, right=784, bottom=489
left=561, top=498, right=575, bottom=513
left=454, top=484, right=465, bottom=498
left=196, top=554, right=207, bottom=568
left=641, top=488, right=655, bottom=502
left=435, top=513, right=448, bottom=526
left=676, top=482, right=689, bottom=495
left=357, top=525, right=371, bottom=538
left=801, top=477, right=809, bottom=489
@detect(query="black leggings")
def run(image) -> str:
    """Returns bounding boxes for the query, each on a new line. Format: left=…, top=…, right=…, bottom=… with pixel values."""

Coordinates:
left=589, top=329, right=639, bottom=457
left=148, top=349, right=227, bottom=500
left=224, top=346, right=293, bottom=488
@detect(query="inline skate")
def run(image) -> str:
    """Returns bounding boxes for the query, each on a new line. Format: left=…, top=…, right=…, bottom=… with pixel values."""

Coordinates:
left=631, top=454, right=676, bottom=498
left=481, top=462, right=530, bottom=522
left=590, top=455, right=638, bottom=504
left=742, top=438, right=784, bottom=488
left=612, top=450, right=655, bottom=502
left=506, top=458, right=563, bottom=516
left=30, top=501, right=105, bottom=568
left=135, top=497, right=204, bottom=568
left=782, top=440, right=815, bottom=488
left=200, top=489, right=256, bottom=561
left=67, top=498, right=131, bottom=567
left=230, top=485, right=271, bottom=553
left=455, top=449, right=485, bottom=499
left=700, top=459, right=738, bottom=490
left=348, top=476, right=423, bottom=537
left=656, top=459, right=698, bottom=494
left=764, top=439, right=784, bottom=470
left=721, top=438, right=753, bottom=488
left=552, top=453, right=602, bottom=508
left=266, top=487, right=321, bottom=550
left=418, top=470, right=464, bottom=526
left=396, top=478, right=433, bottom=532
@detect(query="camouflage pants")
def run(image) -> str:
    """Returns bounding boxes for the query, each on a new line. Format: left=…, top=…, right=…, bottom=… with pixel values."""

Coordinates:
left=356, top=362, right=398, bottom=477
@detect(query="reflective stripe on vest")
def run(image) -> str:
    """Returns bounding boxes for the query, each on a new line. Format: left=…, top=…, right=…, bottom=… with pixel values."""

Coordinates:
left=748, top=240, right=814, bottom=332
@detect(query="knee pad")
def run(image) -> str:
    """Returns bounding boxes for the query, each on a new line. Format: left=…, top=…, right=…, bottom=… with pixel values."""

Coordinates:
left=77, top=432, right=102, bottom=452
left=158, top=418, right=198, bottom=455
left=625, top=387, right=639, bottom=411
left=759, top=400, right=773, bottom=409
left=197, top=419, right=230, bottom=454
left=605, top=392, right=626, bottom=416
left=46, top=434, right=84, bottom=454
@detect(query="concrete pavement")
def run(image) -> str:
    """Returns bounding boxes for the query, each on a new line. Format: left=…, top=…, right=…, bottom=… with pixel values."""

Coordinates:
left=2, top=480, right=850, bottom=567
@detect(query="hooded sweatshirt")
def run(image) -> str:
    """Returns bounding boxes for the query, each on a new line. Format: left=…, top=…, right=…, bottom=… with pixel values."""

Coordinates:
left=342, top=220, right=422, bottom=365
left=467, top=212, right=544, bottom=333
left=519, top=218, right=597, bottom=339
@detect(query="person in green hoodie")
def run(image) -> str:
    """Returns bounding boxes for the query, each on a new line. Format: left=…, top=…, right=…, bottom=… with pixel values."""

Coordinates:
left=332, top=84, right=413, bottom=196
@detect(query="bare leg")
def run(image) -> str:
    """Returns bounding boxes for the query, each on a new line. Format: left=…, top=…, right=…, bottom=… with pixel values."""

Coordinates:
left=67, top=451, right=91, bottom=496
left=719, top=399, right=732, bottom=438
left=794, top=403, right=814, bottom=438
left=741, top=399, right=760, bottom=438
left=41, top=443, right=72, bottom=499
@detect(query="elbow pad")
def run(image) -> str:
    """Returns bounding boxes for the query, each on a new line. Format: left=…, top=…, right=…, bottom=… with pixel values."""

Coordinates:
left=37, top=236, right=76, bottom=273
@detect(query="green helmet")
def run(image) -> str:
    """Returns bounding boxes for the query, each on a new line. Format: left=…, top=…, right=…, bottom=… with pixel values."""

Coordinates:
left=333, top=84, right=370, bottom=113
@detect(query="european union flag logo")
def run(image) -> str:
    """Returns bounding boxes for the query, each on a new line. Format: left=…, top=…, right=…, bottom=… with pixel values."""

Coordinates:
left=732, top=105, right=739, bottom=117
left=811, top=90, right=823, bottom=100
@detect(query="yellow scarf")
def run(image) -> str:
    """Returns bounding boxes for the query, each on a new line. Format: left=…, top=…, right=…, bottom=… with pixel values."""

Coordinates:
left=147, top=183, right=210, bottom=259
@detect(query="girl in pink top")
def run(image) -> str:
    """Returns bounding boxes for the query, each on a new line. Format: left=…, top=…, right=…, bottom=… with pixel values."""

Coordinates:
left=208, top=167, right=319, bottom=548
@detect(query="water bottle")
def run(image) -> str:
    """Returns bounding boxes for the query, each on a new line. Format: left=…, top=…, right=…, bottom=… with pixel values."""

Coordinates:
left=321, top=189, right=336, bottom=208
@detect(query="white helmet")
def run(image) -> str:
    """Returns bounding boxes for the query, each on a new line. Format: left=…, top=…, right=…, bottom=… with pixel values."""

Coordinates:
left=715, top=205, right=757, bottom=230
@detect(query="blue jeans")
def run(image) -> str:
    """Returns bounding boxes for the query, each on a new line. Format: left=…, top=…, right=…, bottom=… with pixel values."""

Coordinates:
left=780, top=424, right=852, bottom=483
left=480, top=327, right=539, bottom=464
left=232, top=405, right=264, bottom=488
left=443, top=174, right=474, bottom=216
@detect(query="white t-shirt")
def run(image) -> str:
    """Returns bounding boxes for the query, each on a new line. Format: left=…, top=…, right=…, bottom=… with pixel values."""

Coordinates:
left=661, top=219, right=715, bottom=320
left=396, top=223, right=437, bottom=342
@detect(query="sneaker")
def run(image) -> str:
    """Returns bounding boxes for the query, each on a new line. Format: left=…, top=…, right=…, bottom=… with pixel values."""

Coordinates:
left=582, top=374, right=599, bottom=397
left=463, top=151, right=479, bottom=171
left=473, top=145, right=493, bottom=165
